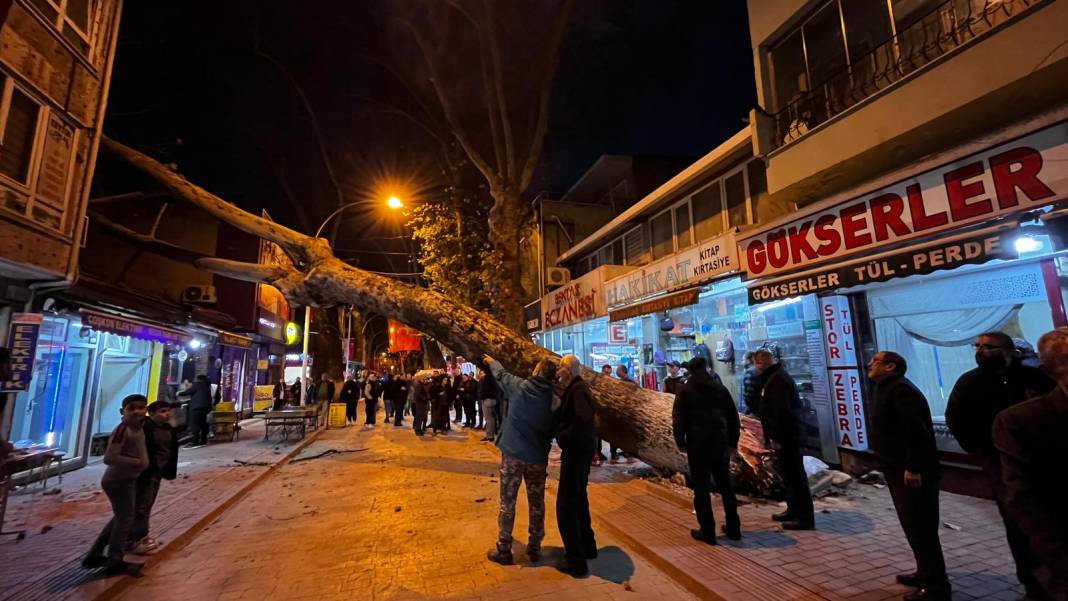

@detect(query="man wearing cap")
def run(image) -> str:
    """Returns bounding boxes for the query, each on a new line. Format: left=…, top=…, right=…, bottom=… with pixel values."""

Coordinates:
left=663, top=361, right=686, bottom=395
left=672, top=357, right=741, bottom=544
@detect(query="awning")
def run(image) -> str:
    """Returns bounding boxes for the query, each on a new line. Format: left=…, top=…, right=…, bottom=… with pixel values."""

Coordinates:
left=608, top=288, right=700, bottom=322
left=80, top=309, right=191, bottom=346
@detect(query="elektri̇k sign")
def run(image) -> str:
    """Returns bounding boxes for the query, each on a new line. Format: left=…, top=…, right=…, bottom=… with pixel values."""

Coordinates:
left=741, top=121, right=1068, bottom=278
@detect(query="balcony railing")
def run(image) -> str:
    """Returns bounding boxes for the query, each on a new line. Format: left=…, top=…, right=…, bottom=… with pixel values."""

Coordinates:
left=772, top=0, right=1040, bottom=150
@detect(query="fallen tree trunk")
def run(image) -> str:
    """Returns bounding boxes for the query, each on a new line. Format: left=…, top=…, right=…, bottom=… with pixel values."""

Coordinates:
left=103, top=137, right=781, bottom=496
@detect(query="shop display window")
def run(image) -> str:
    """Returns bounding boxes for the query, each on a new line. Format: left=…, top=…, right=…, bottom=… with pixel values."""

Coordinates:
left=9, top=316, right=93, bottom=460
left=868, top=261, right=1055, bottom=420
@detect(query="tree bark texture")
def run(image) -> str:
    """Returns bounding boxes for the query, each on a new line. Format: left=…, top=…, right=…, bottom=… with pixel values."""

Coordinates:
left=103, top=137, right=781, bottom=497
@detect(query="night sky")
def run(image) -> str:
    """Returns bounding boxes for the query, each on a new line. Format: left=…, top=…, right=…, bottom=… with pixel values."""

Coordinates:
left=102, top=1, right=755, bottom=272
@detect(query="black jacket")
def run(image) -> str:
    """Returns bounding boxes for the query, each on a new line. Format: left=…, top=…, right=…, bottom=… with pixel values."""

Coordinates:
left=757, top=364, right=803, bottom=447
left=994, top=385, right=1068, bottom=598
left=443, top=377, right=460, bottom=402
left=479, top=372, right=499, bottom=399
left=339, top=380, right=360, bottom=403
left=459, top=378, right=478, bottom=402
left=555, top=376, right=597, bottom=450
left=741, top=366, right=761, bottom=415
left=663, top=375, right=686, bottom=395
left=945, top=361, right=1054, bottom=457
left=671, top=371, right=740, bottom=452
left=870, top=375, right=939, bottom=475
left=181, top=380, right=214, bottom=411
left=141, top=418, right=179, bottom=481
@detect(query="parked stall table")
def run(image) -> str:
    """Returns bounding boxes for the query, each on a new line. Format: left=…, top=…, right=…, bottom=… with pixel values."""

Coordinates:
left=263, top=408, right=318, bottom=441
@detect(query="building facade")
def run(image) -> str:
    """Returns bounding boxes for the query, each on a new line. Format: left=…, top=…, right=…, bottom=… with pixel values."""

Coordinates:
left=744, top=0, right=1068, bottom=480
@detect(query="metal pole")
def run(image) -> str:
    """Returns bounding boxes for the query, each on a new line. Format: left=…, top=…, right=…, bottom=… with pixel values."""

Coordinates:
left=300, top=306, right=311, bottom=407
left=343, top=306, right=351, bottom=376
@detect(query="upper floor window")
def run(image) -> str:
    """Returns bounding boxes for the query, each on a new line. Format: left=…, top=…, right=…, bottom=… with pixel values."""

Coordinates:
left=0, top=77, right=80, bottom=234
left=650, top=162, right=755, bottom=260
left=768, top=0, right=1036, bottom=149
left=27, top=0, right=95, bottom=55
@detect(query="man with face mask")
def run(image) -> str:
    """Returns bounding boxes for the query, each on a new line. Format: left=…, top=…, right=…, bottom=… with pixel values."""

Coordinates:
left=946, top=331, right=1054, bottom=600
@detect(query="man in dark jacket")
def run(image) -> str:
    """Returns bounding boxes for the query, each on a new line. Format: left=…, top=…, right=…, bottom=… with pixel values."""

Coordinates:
left=868, top=352, right=949, bottom=601
left=364, top=373, right=382, bottom=425
left=391, top=375, right=409, bottom=427
left=459, top=373, right=479, bottom=428
left=484, top=356, right=556, bottom=566
left=994, top=328, right=1068, bottom=601
left=663, top=361, right=686, bottom=395
left=127, top=400, right=179, bottom=556
left=672, top=357, right=741, bottom=545
left=945, top=331, right=1054, bottom=599
left=429, top=375, right=449, bottom=434
left=178, top=375, right=213, bottom=448
left=753, top=349, right=814, bottom=530
left=340, top=375, right=361, bottom=424
left=740, top=352, right=760, bottom=415
left=554, top=355, right=599, bottom=577
left=411, top=376, right=430, bottom=435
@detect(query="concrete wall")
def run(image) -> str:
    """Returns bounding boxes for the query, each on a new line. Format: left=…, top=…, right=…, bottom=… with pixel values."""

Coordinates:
left=751, top=1, right=1068, bottom=206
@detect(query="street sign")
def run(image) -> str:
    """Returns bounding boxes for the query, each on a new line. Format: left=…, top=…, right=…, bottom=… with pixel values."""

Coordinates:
left=3, top=313, right=43, bottom=392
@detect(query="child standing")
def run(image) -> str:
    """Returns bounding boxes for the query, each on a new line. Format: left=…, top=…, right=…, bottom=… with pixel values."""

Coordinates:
left=83, top=394, right=149, bottom=577
left=127, top=400, right=179, bottom=555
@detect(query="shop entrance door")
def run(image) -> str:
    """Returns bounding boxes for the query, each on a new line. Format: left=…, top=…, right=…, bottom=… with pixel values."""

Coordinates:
left=94, top=356, right=149, bottom=435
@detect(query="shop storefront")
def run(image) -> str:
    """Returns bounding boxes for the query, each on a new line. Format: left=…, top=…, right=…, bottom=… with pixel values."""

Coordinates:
left=6, top=309, right=197, bottom=471
left=603, top=232, right=742, bottom=391
left=216, top=331, right=257, bottom=416
left=536, top=265, right=632, bottom=370
left=742, top=119, right=1068, bottom=463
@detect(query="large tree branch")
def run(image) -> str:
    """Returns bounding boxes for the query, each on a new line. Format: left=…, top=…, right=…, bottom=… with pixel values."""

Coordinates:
left=108, top=139, right=781, bottom=496
left=519, top=0, right=575, bottom=190
left=90, top=210, right=212, bottom=264
left=102, top=137, right=331, bottom=267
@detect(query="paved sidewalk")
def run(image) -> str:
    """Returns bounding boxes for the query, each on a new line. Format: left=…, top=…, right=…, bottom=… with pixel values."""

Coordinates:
left=590, top=475, right=1023, bottom=601
left=106, top=420, right=700, bottom=601
left=0, top=418, right=322, bottom=601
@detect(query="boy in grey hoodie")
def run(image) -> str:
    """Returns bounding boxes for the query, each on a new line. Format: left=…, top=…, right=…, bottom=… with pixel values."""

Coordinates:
left=83, top=394, right=149, bottom=577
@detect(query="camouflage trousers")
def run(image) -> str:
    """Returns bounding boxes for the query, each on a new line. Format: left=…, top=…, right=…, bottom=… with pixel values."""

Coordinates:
left=497, top=455, right=548, bottom=552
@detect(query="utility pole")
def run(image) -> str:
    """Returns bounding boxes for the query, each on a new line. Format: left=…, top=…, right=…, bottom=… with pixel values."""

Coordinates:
left=300, top=306, right=311, bottom=407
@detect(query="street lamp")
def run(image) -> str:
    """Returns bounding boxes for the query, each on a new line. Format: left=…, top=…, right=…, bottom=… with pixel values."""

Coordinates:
left=314, top=201, right=364, bottom=241
left=386, top=195, right=403, bottom=210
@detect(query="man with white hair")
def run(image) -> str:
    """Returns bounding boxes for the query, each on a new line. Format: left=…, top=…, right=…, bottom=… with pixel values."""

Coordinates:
left=554, top=354, right=598, bottom=577
left=994, top=328, right=1068, bottom=601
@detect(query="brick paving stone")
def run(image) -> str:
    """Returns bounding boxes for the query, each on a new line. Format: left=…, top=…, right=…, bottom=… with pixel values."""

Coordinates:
left=0, top=418, right=319, bottom=601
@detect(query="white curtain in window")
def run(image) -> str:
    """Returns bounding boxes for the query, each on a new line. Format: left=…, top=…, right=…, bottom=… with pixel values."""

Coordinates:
left=891, top=305, right=1020, bottom=346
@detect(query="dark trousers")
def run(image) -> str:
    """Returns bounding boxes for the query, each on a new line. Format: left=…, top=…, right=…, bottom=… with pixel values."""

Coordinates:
left=776, top=442, right=814, bottom=522
left=393, top=399, right=405, bottom=426
left=463, top=399, right=477, bottom=427
left=886, top=470, right=949, bottom=588
left=453, top=398, right=463, bottom=422
left=431, top=402, right=449, bottom=431
left=557, top=443, right=597, bottom=561
left=345, top=401, right=358, bottom=422
left=130, top=474, right=162, bottom=543
left=89, top=479, right=137, bottom=564
left=189, top=408, right=210, bottom=445
left=981, top=456, right=1046, bottom=597
left=688, top=446, right=739, bottom=536
left=364, top=398, right=377, bottom=425
left=412, top=401, right=428, bottom=434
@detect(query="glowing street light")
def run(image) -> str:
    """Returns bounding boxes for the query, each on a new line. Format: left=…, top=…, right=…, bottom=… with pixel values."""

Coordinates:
left=386, top=195, right=403, bottom=210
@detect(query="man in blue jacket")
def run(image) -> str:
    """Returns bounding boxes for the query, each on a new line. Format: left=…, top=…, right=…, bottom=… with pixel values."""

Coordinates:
left=483, top=355, right=556, bottom=566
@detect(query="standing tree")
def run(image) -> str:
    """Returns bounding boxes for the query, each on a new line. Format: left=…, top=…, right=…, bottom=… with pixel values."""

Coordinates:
left=393, top=0, right=577, bottom=331
left=104, top=138, right=781, bottom=497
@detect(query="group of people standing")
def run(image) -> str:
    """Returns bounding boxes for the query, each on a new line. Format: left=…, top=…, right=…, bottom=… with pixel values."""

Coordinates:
left=665, top=328, right=1067, bottom=601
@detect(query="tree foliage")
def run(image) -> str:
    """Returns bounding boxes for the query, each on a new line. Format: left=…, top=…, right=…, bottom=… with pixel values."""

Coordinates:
left=407, top=159, right=494, bottom=312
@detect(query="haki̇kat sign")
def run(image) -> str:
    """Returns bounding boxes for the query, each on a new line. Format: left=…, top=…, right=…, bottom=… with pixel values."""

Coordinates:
left=741, top=121, right=1068, bottom=278
left=605, top=232, right=737, bottom=307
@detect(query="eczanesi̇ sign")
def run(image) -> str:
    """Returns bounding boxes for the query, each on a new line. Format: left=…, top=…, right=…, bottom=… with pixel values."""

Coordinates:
left=741, top=121, right=1068, bottom=278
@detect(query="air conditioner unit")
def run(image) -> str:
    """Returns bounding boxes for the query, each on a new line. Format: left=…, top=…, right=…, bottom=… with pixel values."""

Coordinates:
left=545, top=267, right=571, bottom=289
left=182, top=285, right=217, bottom=304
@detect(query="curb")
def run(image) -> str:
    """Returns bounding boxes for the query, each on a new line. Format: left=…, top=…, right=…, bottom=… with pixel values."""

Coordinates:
left=92, top=427, right=327, bottom=601
left=591, top=480, right=727, bottom=601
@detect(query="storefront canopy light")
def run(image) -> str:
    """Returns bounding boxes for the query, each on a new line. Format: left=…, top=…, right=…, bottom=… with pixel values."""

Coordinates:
left=1013, top=234, right=1045, bottom=254
left=189, top=339, right=203, bottom=349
